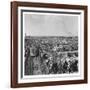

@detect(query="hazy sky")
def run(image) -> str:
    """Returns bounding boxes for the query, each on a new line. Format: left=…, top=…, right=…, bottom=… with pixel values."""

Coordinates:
left=24, top=13, right=78, bottom=36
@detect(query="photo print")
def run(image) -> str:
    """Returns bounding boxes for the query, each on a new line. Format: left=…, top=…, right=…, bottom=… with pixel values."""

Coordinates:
left=24, top=13, right=79, bottom=76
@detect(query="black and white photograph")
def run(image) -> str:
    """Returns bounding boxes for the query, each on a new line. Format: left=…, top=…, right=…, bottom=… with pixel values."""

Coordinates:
left=19, top=7, right=85, bottom=82
left=24, top=14, right=79, bottom=76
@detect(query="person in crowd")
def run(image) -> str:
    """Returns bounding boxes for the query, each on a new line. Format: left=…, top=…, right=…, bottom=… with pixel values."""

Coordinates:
left=51, top=62, right=59, bottom=74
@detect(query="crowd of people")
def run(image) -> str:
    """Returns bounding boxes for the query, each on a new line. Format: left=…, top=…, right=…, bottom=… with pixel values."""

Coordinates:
left=24, top=36, right=78, bottom=75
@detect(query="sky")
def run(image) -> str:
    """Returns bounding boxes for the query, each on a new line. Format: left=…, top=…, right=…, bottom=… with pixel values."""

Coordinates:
left=24, top=13, right=78, bottom=36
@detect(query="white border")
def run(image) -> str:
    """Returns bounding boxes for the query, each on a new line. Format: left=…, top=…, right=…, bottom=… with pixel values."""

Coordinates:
left=18, top=6, right=84, bottom=83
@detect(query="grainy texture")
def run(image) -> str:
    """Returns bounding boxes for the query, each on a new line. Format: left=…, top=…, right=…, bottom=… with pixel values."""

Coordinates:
left=25, top=36, right=78, bottom=75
